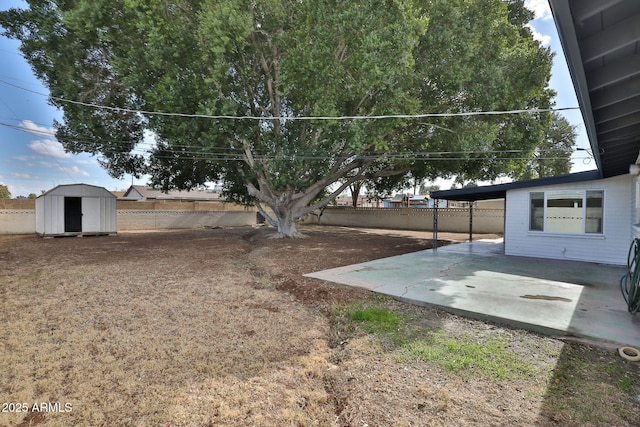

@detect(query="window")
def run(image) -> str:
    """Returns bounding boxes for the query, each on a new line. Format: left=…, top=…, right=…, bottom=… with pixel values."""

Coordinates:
left=529, top=190, right=603, bottom=234
left=585, top=191, right=603, bottom=233
left=529, top=192, right=544, bottom=231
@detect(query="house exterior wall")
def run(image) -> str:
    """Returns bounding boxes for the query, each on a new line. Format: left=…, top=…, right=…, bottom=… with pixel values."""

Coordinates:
left=505, top=174, right=632, bottom=265
left=631, top=176, right=640, bottom=240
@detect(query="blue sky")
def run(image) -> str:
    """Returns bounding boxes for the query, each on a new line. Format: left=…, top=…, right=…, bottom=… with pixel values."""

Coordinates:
left=0, top=0, right=594, bottom=197
left=0, top=0, right=136, bottom=196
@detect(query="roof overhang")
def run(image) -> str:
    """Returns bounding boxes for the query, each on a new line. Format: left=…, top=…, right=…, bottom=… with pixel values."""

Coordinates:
left=549, top=0, right=640, bottom=178
left=431, top=170, right=601, bottom=201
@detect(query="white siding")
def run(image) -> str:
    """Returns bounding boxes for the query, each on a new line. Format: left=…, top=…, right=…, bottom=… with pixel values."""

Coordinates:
left=35, top=196, right=44, bottom=234
left=505, top=174, right=632, bottom=265
left=631, top=176, right=640, bottom=240
left=101, top=196, right=117, bottom=233
left=82, top=197, right=102, bottom=232
left=35, top=195, right=65, bottom=235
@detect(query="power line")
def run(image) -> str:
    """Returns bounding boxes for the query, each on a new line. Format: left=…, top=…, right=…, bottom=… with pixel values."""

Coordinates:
left=0, top=78, right=579, bottom=121
left=0, top=119, right=586, bottom=165
left=0, top=77, right=585, bottom=166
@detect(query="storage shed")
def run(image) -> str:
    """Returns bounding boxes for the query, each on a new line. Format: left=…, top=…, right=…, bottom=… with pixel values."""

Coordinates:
left=36, top=184, right=117, bottom=237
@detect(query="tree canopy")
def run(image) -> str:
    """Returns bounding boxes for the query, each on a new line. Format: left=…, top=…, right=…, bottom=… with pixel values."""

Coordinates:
left=520, top=112, right=577, bottom=179
left=1, top=0, right=558, bottom=236
left=0, top=184, right=10, bottom=199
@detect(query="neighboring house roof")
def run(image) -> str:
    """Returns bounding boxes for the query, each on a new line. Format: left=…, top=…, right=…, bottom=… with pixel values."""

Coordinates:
left=431, top=170, right=601, bottom=201
left=549, top=0, right=640, bottom=178
left=121, top=185, right=222, bottom=201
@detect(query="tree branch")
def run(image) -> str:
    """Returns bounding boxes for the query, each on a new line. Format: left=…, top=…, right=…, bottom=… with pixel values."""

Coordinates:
left=255, top=200, right=277, bottom=227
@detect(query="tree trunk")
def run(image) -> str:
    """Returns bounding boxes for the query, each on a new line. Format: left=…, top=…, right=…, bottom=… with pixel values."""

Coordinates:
left=263, top=193, right=308, bottom=239
left=349, top=180, right=364, bottom=209
left=273, top=212, right=303, bottom=238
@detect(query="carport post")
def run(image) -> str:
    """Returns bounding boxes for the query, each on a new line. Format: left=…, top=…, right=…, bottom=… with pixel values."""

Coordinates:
left=468, top=203, right=473, bottom=242
left=433, top=203, right=438, bottom=251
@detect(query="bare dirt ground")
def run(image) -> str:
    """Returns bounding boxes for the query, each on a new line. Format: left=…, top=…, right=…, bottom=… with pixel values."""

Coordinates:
left=1, top=225, right=639, bottom=426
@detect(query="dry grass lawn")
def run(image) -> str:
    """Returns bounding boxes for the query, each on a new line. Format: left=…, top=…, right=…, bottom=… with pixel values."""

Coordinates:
left=1, top=225, right=639, bottom=426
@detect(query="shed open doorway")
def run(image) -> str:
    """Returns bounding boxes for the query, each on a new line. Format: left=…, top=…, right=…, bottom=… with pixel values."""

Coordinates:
left=64, top=197, right=82, bottom=233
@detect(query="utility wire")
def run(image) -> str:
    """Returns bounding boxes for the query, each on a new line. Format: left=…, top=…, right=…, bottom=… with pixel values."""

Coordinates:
left=0, top=119, right=585, bottom=164
left=0, top=78, right=579, bottom=121
left=0, top=78, right=585, bottom=164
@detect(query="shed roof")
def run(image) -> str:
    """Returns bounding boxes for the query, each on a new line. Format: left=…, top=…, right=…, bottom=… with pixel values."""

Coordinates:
left=39, top=183, right=116, bottom=198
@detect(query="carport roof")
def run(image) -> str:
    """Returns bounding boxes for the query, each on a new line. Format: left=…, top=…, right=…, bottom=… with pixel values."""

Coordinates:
left=431, top=170, right=600, bottom=201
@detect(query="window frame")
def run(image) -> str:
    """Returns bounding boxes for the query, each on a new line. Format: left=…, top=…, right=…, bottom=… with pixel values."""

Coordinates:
left=528, top=189, right=604, bottom=235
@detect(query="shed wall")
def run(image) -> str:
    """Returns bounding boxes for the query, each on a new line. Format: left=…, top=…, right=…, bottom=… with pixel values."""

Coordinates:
left=36, top=194, right=65, bottom=235
left=505, top=174, right=632, bottom=265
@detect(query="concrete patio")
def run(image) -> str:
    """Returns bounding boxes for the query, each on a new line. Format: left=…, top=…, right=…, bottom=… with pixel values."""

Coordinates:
left=305, top=239, right=640, bottom=349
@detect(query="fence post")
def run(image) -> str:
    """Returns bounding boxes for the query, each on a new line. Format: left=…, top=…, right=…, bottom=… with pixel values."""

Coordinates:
left=469, top=203, right=473, bottom=242
left=433, top=204, right=438, bottom=251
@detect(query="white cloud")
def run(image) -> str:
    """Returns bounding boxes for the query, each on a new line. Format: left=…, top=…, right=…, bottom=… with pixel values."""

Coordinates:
left=75, top=158, right=99, bottom=165
left=19, top=120, right=56, bottom=138
left=12, top=173, right=39, bottom=180
left=38, top=161, right=58, bottom=168
left=20, top=120, right=70, bottom=159
left=59, top=166, right=90, bottom=177
left=28, top=138, right=70, bottom=158
left=525, top=0, right=552, bottom=21
left=527, top=23, right=552, bottom=46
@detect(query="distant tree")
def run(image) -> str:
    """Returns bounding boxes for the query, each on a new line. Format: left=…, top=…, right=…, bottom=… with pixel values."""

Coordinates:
left=0, top=184, right=10, bottom=199
left=420, top=183, right=441, bottom=195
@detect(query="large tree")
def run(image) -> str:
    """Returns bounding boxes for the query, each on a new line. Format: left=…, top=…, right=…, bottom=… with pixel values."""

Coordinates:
left=1, top=0, right=554, bottom=237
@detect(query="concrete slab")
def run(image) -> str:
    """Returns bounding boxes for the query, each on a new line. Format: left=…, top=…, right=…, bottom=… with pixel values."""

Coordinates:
left=305, top=239, right=640, bottom=349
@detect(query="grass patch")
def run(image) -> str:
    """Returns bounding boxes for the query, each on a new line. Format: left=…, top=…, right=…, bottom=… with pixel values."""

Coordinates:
left=337, top=300, right=640, bottom=425
left=344, top=306, right=400, bottom=333
left=402, top=331, right=537, bottom=380
left=340, top=303, right=536, bottom=381
left=341, top=304, right=407, bottom=347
